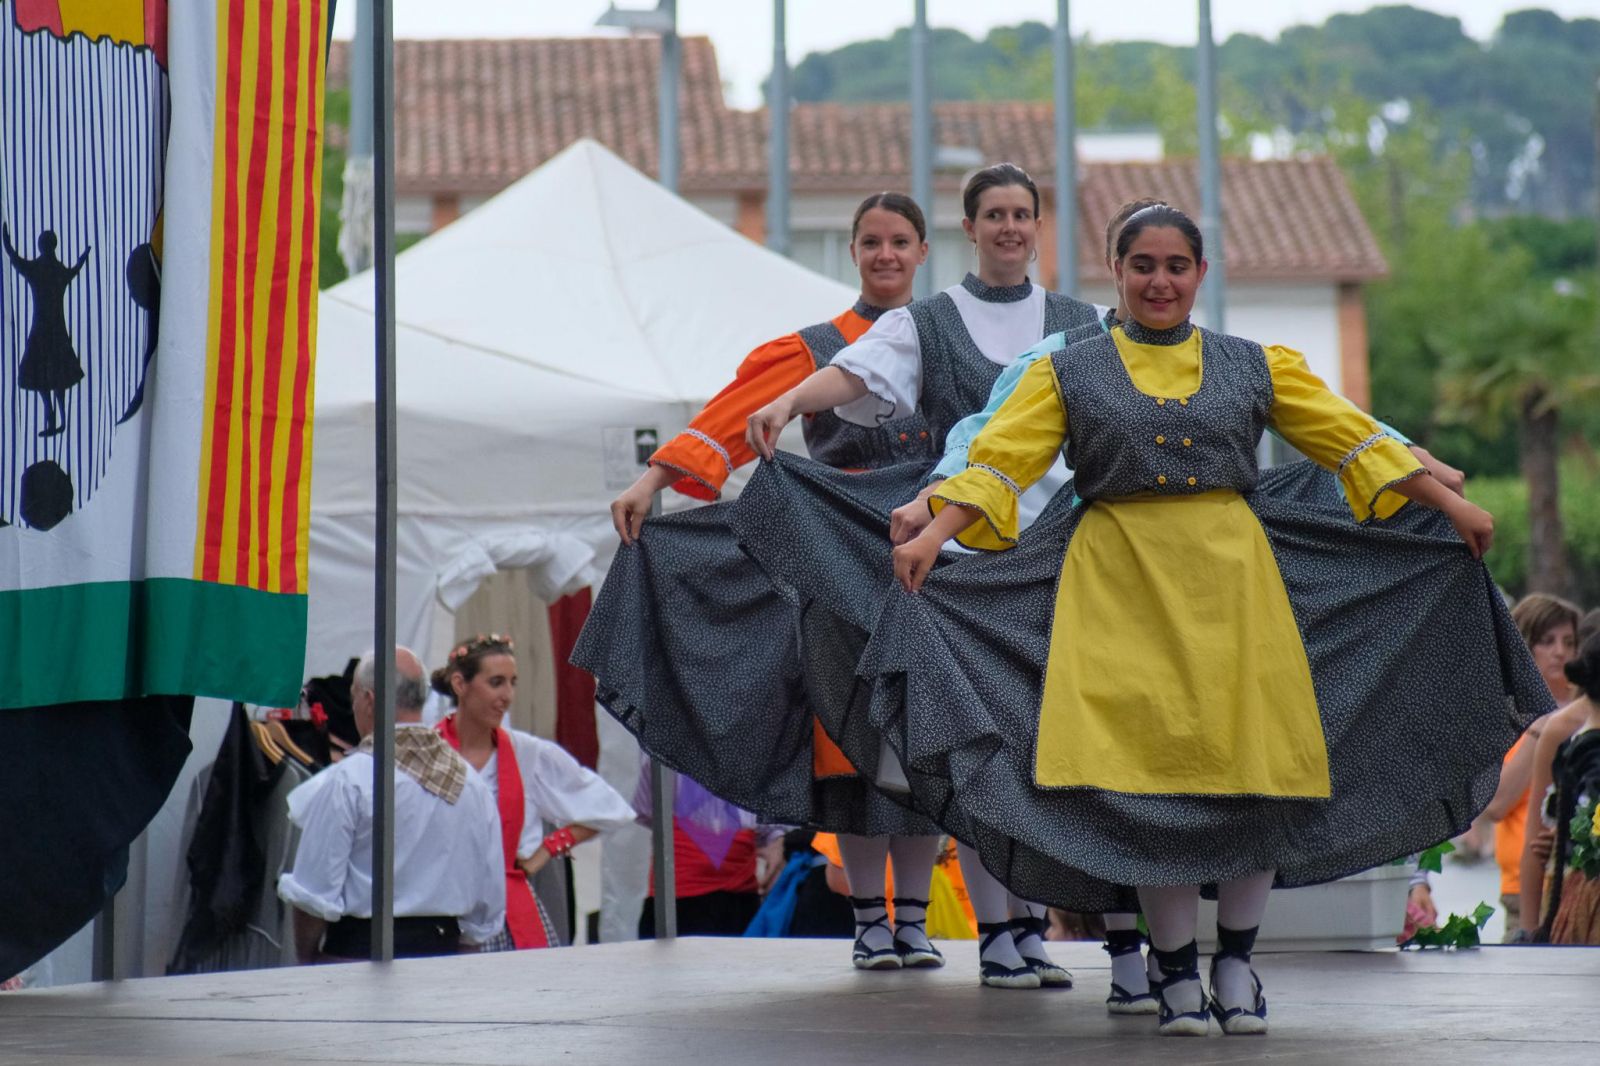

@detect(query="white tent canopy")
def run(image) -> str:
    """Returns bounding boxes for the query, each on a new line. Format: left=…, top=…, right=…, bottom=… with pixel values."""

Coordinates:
left=307, top=138, right=854, bottom=679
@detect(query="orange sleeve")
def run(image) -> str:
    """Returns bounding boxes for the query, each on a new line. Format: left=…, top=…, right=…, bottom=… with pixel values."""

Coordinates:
left=649, top=332, right=816, bottom=500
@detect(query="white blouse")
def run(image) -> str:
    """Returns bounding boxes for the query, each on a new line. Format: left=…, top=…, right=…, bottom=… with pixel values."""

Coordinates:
left=278, top=743, right=506, bottom=944
left=475, top=729, right=637, bottom=860
left=831, top=280, right=1049, bottom=426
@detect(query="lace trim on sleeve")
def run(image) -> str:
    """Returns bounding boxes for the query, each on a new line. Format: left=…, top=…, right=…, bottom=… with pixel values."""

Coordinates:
left=1336, top=432, right=1385, bottom=476
left=685, top=429, right=734, bottom=475
left=971, top=463, right=1022, bottom=497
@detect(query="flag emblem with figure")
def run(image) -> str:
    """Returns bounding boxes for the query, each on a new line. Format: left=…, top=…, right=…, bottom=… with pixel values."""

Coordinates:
left=0, top=0, right=327, bottom=709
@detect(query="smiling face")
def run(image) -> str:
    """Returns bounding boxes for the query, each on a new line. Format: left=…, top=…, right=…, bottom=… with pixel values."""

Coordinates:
left=451, top=652, right=517, bottom=731
left=851, top=206, right=926, bottom=308
left=962, top=184, right=1039, bottom=286
left=1114, top=225, right=1207, bottom=331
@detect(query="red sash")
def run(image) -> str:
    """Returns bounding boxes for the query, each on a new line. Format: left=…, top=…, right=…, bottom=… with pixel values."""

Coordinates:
left=439, top=714, right=548, bottom=949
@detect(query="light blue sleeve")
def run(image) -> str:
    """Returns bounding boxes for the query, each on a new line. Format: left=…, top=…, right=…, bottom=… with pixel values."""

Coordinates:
left=932, top=334, right=1064, bottom=481
left=1375, top=419, right=1412, bottom=446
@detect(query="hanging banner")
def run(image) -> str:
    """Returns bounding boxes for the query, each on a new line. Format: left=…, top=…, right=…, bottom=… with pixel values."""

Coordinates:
left=0, top=0, right=327, bottom=709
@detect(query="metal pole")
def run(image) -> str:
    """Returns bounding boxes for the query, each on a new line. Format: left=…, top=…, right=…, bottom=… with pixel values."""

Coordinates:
left=649, top=759, right=678, bottom=939
left=911, top=0, right=933, bottom=298
left=659, top=0, right=680, bottom=194
left=1053, top=1, right=1076, bottom=295
left=651, top=0, right=681, bottom=939
left=369, top=0, right=397, bottom=965
left=1196, top=0, right=1226, bottom=332
left=91, top=896, right=115, bottom=981
left=765, top=0, right=790, bottom=256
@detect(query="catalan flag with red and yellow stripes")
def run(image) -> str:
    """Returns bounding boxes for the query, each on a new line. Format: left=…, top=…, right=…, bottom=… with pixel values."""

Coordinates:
left=192, top=0, right=323, bottom=597
left=0, top=0, right=324, bottom=709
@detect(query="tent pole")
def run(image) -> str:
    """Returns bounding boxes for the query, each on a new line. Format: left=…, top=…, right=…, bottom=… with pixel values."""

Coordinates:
left=765, top=0, right=790, bottom=256
left=652, top=0, right=680, bottom=940
left=369, top=0, right=397, bottom=965
left=1053, top=1, right=1076, bottom=295
left=910, top=0, right=932, bottom=299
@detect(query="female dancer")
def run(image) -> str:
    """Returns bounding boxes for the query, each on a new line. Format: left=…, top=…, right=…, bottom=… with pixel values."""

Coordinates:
left=581, top=194, right=953, bottom=972
left=434, top=634, right=635, bottom=949
left=861, top=205, right=1547, bottom=1034
left=1534, top=629, right=1600, bottom=943
left=1518, top=609, right=1597, bottom=939
left=738, top=164, right=1103, bottom=988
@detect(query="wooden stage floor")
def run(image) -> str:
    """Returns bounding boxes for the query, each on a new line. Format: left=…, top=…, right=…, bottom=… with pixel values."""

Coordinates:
left=1, top=938, right=1596, bottom=1064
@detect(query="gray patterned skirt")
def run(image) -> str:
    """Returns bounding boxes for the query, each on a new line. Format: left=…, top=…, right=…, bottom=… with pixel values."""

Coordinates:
left=730, top=453, right=1552, bottom=911
left=571, top=486, right=939, bottom=837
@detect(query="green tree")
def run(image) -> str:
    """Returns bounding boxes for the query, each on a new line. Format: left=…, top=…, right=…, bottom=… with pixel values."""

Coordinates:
left=320, top=87, right=349, bottom=290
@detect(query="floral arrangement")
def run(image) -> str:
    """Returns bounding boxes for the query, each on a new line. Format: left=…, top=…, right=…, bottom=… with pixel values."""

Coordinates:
left=1569, top=794, right=1600, bottom=879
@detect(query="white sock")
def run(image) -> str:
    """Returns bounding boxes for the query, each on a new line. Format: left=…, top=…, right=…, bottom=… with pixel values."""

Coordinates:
left=1008, top=896, right=1052, bottom=962
left=959, top=843, right=1026, bottom=971
left=887, top=835, right=941, bottom=951
left=1213, top=954, right=1257, bottom=1009
left=1103, top=912, right=1148, bottom=992
left=838, top=834, right=893, bottom=954
left=1213, top=871, right=1273, bottom=1009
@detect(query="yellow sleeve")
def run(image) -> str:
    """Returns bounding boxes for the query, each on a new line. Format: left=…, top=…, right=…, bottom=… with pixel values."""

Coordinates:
left=1265, top=345, right=1422, bottom=521
left=930, top=358, right=1068, bottom=550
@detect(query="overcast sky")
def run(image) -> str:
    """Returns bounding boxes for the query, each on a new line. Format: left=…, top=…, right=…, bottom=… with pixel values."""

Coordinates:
left=334, top=1, right=1599, bottom=108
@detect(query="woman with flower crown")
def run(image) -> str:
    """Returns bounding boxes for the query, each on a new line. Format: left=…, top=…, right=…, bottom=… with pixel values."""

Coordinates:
left=433, top=634, right=635, bottom=949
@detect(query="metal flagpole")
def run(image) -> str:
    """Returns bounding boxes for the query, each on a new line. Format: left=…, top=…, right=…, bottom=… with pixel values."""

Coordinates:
left=369, top=0, right=397, bottom=964
left=1053, top=1, right=1076, bottom=295
left=911, top=0, right=932, bottom=298
left=766, top=0, right=790, bottom=257
left=652, top=0, right=680, bottom=942
left=1196, top=0, right=1226, bottom=331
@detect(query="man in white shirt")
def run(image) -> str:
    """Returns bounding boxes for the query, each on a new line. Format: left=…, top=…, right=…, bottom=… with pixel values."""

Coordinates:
left=278, top=647, right=504, bottom=960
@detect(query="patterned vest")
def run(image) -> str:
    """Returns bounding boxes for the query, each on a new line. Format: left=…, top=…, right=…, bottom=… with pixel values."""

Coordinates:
left=1052, top=320, right=1273, bottom=502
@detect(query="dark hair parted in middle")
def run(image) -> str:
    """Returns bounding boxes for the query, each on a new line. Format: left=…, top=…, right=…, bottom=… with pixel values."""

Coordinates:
left=1105, top=198, right=1167, bottom=265
left=851, top=192, right=928, bottom=243
left=962, top=163, right=1040, bottom=221
left=1114, top=203, right=1204, bottom=264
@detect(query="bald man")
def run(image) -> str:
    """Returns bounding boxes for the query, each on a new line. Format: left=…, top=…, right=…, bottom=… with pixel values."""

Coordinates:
left=278, top=647, right=505, bottom=961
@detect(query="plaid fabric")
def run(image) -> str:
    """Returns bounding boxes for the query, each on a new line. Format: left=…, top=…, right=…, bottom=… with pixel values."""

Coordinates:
left=359, top=726, right=469, bottom=805
left=475, top=888, right=559, bottom=951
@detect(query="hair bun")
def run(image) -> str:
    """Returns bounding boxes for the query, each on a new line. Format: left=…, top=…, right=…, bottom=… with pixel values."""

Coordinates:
left=429, top=665, right=455, bottom=697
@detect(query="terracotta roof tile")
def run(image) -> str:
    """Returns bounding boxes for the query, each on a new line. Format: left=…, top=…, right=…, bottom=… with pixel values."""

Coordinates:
left=327, top=38, right=1385, bottom=281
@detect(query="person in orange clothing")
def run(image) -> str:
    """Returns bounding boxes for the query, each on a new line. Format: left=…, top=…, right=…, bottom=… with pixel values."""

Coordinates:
left=585, top=194, right=951, bottom=974
left=1486, top=593, right=1580, bottom=940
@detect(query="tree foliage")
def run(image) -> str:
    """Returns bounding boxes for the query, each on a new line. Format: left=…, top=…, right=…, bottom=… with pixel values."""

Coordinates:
left=786, top=5, right=1600, bottom=218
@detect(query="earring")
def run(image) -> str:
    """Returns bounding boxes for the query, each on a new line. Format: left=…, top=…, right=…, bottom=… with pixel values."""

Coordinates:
left=1030, top=247, right=1039, bottom=263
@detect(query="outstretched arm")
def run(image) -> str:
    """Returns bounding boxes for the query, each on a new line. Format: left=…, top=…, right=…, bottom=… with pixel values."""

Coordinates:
left=71, top=246, right=91, bottom=274
left=893, top=359, right=1069, bottom=590
left=1, top=226, right=18, bottom=266
left=745, top=366, right=870, bottom=460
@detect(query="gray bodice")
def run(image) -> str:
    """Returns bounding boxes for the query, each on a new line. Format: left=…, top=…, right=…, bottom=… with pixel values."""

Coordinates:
left=1051, top=320, right=1273, bottom=502
left=908, top=276, right=1101, bottom=453
left=800, top=301, right=940, bottom=469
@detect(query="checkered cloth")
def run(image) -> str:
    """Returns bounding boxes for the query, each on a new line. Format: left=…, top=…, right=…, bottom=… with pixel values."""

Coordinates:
left=359, top=726, right=469, bottom=805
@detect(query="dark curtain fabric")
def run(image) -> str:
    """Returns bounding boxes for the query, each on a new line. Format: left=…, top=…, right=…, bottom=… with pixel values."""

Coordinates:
left=167, top=703, right=284, bottom=973
left=549, top=589, right=599, bottom=770
left=0, top=694, right=193, bottom=980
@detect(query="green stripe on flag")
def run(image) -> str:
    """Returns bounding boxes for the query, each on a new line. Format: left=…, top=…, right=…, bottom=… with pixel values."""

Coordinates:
left=0, top=579, right=305, bottom=710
